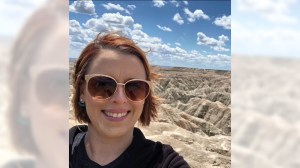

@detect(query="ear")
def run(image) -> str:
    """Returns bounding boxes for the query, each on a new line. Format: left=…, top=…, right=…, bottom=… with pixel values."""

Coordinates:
left=80, top=95, right=85, bottom=102
left=79, top=83, right=86, bottom=101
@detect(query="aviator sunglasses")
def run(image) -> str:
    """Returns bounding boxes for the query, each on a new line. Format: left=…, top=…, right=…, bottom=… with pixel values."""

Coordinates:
left=85, top=74, right=151, bottom=101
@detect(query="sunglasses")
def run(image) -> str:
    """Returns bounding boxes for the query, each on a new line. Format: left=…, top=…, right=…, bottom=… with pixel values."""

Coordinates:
left=29, top=66, right=69, bottom=107
left=85, top=74, right=151, bottom=102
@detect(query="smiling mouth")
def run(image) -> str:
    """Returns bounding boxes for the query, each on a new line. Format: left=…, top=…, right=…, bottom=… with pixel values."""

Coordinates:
left=101, top=110, right=130, bottom=118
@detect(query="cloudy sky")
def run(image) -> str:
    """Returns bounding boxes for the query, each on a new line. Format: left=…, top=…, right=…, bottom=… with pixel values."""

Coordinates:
left=69, top=0, right=231, bottom=70
left=232, top=0, right=300, bottom=58
left=0, top=0, right=46, bottom=37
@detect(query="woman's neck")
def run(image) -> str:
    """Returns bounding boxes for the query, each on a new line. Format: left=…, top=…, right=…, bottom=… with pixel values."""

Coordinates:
left=84, top=125, right=134, bottom=166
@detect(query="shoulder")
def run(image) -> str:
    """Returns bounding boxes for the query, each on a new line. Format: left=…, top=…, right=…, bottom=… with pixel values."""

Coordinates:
left=159, top=144, right=191, bottom=168
left=69, top=125, right=87, bottom=155
left=69, top=125, right=88, bottom=167
left=133, top=128, right=190, bottom=168
left=69, top=125, right=88, bottom=134
left=69, top=125, right=87, bottom=144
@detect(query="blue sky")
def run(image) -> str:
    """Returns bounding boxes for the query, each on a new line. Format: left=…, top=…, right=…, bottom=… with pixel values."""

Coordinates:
left=69, top=0, right=231, bottom=70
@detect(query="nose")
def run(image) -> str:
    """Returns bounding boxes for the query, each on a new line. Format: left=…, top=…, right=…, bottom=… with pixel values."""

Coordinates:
left=109, top=84, right=127, bottom=104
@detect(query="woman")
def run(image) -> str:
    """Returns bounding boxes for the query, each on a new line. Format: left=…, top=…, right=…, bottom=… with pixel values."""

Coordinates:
left=70, top=33, right=190, bottom=168
left=4, top=0, right=69, bottom=168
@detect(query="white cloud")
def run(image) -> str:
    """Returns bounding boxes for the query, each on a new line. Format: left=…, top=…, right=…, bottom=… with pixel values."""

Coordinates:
left=197, top=32, right=229, bottom=52
left=191, top=50, right=198, bottom=55
left=69, top=13, right=138, bottom=53
left=102, top=13, right=134, bottom=27
left=129, top=30, right=217, bottom=68
left=175, top=42, right=181, bottom=46
left=184, top=8, right=210, bottom=22
left=69, top=12, right=230, bottom=69
left=183, top=1, right=188, bottom=5
left=127, top=5, right=136, bottom=10
left=214, top=15, right=231, bottom=29
left=207, top=54, right=231, bottom=62
left=69, top=20, right=82, bottom=35
left=133, top=23, right=143, bottom=30
left=69, top=19, right=96, bottom=53
left=173, top=13, right=184, bottom=25
left=232, top=20, right=300, bottom=57
left=153, top=0, right=166, bottom=8
left=232, top=0, right=300, bottom=58
left=79, top=13, right=135, bottom=40
left=69, top=1, right=96, bottom=16
left=102, top=3, right=130, bottom=15
left=0, top=0, right=47, bottom=36
left=170, top=0, right=180, bottom=7
left=83, top=18, right=109, bottom=32
left=157, top=25, right=172, bottom=32
left=70, top=13, right=135, bottom=45
left=236, top=0, right=298, bottom=24
left=206, top=54, right=231, bottom=68
left=131, top=29, right=162, bottom=49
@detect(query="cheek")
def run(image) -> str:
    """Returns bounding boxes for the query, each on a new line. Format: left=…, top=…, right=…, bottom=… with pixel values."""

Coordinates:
left=82, top=85, right=92, bottom=104
left=133, top=101, right=145, bottom=114
left=84, top=100, right=106, bottom=124
left=84, top=97, right=104, bottom=113
left=83, top=88, right=108, bottom=115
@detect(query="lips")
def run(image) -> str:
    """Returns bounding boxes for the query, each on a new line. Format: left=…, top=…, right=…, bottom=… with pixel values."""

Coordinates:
left=101, top=109, right=130, bottom=119
left=105, top=111, right=127, bottom=118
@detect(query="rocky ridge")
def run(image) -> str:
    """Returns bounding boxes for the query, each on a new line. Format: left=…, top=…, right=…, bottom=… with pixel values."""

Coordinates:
left=69, top=61, right=231, bottom=168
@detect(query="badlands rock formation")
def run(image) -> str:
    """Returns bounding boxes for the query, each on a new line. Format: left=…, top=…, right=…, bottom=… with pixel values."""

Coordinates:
left=69, top=61, right=231, bottom=168
left=232, top=56, right=300, bottom=168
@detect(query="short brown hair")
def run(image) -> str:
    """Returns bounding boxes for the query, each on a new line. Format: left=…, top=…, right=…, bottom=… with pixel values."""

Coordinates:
left=72, top=33, right=159, bottom=126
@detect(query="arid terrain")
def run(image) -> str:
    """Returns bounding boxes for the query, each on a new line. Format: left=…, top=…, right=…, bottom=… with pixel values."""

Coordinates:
left=69, top=60, right=231, bottom=168
left=231, top=56, right=300, bottom=168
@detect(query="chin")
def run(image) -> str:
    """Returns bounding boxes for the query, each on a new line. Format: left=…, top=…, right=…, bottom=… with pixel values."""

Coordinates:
left=101, top=125, right=134, bottom=138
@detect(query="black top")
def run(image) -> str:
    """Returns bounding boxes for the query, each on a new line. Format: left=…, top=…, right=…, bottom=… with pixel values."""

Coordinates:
left=69, top=126, right=190, bottom=168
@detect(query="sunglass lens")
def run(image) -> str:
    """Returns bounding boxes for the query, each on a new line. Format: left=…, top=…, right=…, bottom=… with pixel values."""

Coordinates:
left=88, top=76, right=116, bottom=99
left=125, top=81, right=149, bottom=101
left=36, top=69, right=68, bottom=106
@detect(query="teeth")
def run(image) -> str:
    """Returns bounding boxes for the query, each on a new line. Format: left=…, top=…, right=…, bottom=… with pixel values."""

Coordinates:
left=105, top=111, right=127, bottom=118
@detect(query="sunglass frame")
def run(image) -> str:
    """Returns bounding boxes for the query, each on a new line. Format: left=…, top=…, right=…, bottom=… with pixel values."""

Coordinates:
left=85, top=74, right=152, bottom=102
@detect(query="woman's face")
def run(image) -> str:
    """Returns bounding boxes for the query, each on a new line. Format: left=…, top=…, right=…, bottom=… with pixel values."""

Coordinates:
left=24, top=24, right=69, bottom=167
left=81, top=49, right=147, bottom=138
